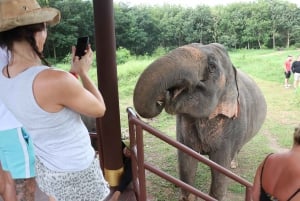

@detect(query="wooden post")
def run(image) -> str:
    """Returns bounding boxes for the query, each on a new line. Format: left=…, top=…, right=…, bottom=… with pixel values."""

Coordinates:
left=92, top=0, right=123, bottom=187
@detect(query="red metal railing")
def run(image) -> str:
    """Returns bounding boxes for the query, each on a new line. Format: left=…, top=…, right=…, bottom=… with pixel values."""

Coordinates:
left=127, top=107, right=252, bottom=201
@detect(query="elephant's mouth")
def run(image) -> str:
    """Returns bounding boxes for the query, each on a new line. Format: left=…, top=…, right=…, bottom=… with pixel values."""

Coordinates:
left=156, top=100, right=164, bottom=106
left=156, top=84, right=187, bottom=104
left=159, top=86, right=187, bottom=115
left=169, top=86, right=186, bottom=99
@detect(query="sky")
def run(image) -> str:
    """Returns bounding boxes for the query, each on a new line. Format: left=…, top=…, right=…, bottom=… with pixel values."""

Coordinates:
left=113, top=0, right=300, bottom=7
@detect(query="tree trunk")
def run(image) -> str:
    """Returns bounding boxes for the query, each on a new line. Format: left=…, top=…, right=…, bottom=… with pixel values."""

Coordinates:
left=272, top=32, right=276, bottom=49
left=286, top=31, right=290, bottom=48
left=53, top=47, right=56, bottom=63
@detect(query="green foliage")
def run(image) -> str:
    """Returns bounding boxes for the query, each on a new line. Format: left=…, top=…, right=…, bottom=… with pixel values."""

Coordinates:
left=116, top=47, right=131, bottom=64
left=293, top=43, right=300, bottom=48
left=114, top=0, right=300, bottom=52
left=37, top=0, right=300, bottom=59
left=152, top=46, right=168, bottom=57
left=114, top=4, right=161, bottom=55
left=61, top=53, right=72, bottom=64
left=39, top=0, right=95, bottom=60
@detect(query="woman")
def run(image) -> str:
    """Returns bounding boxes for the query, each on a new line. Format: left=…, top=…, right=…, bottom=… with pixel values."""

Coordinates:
left=0, top=100, right=36, bottom=201
left=0, top=0, right=109, bottom=200
left=0, top=48, right=36, bottom=201
left=252, top=124, right=300, bottom=201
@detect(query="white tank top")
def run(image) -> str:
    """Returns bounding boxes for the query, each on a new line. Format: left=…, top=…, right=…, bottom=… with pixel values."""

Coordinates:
left=0, top=101, right=22, bottom=130
left=0, top=65, right=95, bottom=171
left=0, top=47, right=22, bottom=130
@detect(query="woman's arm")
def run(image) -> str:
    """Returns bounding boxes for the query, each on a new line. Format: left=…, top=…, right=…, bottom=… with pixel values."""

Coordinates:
left=69, top=45, right=104, bottom=105
left=34, top=46, right=106, bottom=117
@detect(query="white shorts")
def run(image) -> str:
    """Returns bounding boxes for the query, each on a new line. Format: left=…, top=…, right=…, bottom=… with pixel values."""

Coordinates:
left=35, top=156, right=109, bottom=201
left=294, top=73, right=300, bottom=81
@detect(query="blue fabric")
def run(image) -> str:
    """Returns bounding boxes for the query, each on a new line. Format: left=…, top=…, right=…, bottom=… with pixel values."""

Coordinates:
left=0, top=127, right=35, bottom=179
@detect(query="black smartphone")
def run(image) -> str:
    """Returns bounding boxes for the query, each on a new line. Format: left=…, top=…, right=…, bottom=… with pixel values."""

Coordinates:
left=75, top=36, right=89, bottom=59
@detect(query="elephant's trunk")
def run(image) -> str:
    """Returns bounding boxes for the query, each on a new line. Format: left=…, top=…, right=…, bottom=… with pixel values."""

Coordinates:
left=133, top=47, right=206, bottom=118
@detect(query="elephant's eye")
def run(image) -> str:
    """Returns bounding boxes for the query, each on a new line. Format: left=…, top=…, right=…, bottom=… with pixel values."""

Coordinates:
left=208, top=62, right=216, bottom=73
left=207, top=55, right=217, bottom=73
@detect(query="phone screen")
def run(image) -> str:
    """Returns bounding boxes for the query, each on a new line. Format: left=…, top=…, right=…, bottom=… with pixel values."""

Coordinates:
left=75, top=36, right=89, bottom=58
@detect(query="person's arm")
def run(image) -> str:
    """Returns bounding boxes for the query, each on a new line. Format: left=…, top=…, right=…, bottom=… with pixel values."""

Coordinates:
left=252, top=163, right=263, bottom=201
left=70, top=45, right=104, bottom=105
left=34, top=46, right=106, bottom=117
left=284, top=61, right=288, bottom=72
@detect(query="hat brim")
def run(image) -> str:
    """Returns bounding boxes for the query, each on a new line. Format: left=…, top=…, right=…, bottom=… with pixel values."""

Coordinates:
left=0, top=7, right=60, bottom=32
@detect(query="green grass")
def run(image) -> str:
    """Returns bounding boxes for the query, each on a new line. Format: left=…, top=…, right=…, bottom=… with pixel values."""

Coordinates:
left=229, top=49, right=299, bottom=82
left=56, top=48, right=300, bottom=200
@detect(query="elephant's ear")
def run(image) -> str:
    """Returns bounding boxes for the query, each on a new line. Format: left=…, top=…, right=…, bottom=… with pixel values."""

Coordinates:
left=209, top=93, right=240, bottom=119
left=209, top=65, right=240, bottom=119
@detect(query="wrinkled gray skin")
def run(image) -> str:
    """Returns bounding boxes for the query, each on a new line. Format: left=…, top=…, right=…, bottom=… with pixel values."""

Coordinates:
left=81, top=115, right=97, bottom=132
left=133, top=43, right=267, bottom=201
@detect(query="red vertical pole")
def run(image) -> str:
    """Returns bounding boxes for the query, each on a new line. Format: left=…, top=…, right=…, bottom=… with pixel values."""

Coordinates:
left=136, top=125, right=147, bottom=201
left=245, top=187, right=252, bottom=201
left=92, top=0, right=123, bottom=187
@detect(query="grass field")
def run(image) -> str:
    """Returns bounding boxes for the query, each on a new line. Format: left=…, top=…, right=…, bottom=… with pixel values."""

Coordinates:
left=58, top=48, right=300, bottom=200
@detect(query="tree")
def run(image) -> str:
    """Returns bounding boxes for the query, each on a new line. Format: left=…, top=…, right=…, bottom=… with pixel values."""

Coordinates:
left=243, top=1, right=271, bottom=49
left=38, top=0, right=94, bottom=60
left=276, top=2, right=300, bottom=48
left=158, top=5, right=188, bottom=49
left=186, top=6, right=214, bottom=44
left=37, top=0, right=300, bottom=57
left=114, top=4, right=160, bottom=55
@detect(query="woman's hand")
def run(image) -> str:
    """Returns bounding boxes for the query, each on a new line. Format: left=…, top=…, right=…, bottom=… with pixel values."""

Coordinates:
left=70, top=45, right=93, bottom=77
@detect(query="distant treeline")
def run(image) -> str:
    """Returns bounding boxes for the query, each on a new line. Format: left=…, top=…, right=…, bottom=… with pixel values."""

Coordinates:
left=38, top=0, right=300, bottom=60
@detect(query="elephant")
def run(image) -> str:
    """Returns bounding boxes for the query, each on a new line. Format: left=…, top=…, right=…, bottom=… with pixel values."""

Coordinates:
left=133, top=43, right=267, bottom=201
left=81, top=115, right=97, bottom=132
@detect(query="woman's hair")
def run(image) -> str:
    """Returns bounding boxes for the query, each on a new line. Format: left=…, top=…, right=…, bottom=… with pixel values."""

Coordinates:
left=0, top=23, right=50, bottom=66
left=293, top=124, right=300, bottom=145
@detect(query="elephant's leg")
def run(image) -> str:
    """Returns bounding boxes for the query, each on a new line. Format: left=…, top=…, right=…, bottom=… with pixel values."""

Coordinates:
left=178, top=150, right=198, bottom=201
left=177, top=116, right=200, bottom=201
left=208, top=149, right=232, bottom=201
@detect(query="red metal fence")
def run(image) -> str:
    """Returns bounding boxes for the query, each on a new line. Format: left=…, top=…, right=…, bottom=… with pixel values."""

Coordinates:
left=126, top=107, right=252, bottom=201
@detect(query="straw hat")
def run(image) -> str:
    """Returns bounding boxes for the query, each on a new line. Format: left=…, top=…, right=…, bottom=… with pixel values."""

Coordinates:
left=0, top=0, right=60, bottom=32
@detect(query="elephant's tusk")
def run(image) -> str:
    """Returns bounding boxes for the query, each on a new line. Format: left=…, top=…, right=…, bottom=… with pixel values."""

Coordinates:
left=173, top=87, right=185, bottom=99
left=156, top=100, right=164, bottom=106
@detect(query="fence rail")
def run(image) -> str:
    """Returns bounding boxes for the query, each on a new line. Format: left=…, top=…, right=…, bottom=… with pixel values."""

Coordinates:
left=127, top=107, right=252, bottom=201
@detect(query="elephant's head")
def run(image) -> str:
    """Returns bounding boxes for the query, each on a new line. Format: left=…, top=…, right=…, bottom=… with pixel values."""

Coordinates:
left=133, top=43, right=239, bottom=119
